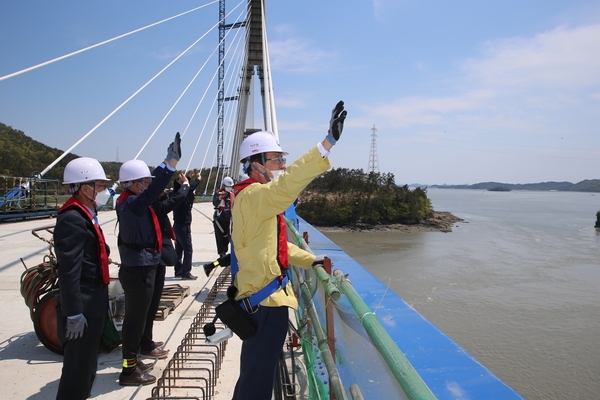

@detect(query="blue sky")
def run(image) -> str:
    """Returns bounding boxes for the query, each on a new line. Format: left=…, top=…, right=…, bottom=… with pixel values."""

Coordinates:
left=1, top=0, right=599, bottom=185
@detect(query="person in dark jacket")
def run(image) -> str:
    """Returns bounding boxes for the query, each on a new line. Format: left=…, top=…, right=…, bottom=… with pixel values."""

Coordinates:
left=212, top=176, right=234, bottom=257
left=116, top=133, right=181, bottom=386
left=54, top=157, right=112, bottom=400
left=172, top=170, right=202, bottom=280
left=140, top=173, right=192, bottom=357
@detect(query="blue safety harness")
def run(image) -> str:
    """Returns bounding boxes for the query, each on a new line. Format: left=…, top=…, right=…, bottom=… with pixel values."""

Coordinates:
left=230, top=242, right=289, bottom=314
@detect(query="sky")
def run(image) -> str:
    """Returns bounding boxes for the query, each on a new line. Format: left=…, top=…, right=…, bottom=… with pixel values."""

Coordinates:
left=1, top=0, right=600, bottom=185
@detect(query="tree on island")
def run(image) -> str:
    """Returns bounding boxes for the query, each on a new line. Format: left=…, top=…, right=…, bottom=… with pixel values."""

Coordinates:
left=296, top=168, right=431, bottom=226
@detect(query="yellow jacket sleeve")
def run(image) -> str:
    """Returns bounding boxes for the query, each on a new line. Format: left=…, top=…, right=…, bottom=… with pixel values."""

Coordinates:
left=232, top=146, right=330, bottom=309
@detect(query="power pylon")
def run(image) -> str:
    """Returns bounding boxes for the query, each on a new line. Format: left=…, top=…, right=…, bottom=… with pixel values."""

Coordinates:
left=368, top=125, right=379, bottom=173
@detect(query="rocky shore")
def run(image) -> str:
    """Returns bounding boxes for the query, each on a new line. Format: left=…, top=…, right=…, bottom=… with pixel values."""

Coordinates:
left=314, top=211, right=464, bottom=233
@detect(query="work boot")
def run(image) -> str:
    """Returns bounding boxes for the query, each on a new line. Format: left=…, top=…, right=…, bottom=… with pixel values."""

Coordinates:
left=119, top=367, right=156, bottom=386
left=203, top=262, right=214, bottom=277
left=180, top=273, right=197, bottom=280
left=137, top=360, right=154, bottom=373
left=139, top=347, right=170, bottom=359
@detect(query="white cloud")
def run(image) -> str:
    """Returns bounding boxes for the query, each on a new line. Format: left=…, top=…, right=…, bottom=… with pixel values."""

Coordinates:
left=462, top=24, right=600, bottom=89
left=275, top=96, right=308, bottom=109
left=269, top=35, right=334, bottom=74
left=371, top=0, right=404, bottom=22
left=361, top=23, right=600, bottom=138
left=361, top=90, right=496, bottom=128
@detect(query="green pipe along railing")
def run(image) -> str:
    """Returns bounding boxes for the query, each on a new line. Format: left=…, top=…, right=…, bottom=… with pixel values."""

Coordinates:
left=285, top=218, right=437, bottom=400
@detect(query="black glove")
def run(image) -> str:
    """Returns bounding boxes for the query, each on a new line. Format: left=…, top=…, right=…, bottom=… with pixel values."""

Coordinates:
left=326, top=101, right=347, bottom=145
left=166, top=132, right=182, bottom=162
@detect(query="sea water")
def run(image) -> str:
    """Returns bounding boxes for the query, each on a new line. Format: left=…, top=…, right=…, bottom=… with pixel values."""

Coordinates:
left=323, top=188, right=600, bottom=399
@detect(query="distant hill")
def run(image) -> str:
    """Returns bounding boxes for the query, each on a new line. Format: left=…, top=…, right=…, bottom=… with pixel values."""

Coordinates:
left=0, top=122, right=80, bottom=180
left=5, top=121, right=600, bottom=193
left=429, top=180, right=600, bottom=192
left=0, top=122, right=222, bottom=194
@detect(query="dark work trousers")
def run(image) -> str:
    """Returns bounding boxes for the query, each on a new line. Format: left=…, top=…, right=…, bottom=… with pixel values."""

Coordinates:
left=232, top=306, right=289, bottom=400
left=173, top=223, right=193, bottom=276
left=56, top=313, right=104, bottom=400
left=141, top=263, right=166, bottom=352
left=119, top=265, right=156, bottom=360
left=213, top=217, right=230, bottom=256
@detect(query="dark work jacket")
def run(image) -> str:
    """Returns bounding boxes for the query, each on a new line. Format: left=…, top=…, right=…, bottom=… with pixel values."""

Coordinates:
left=54, top=207, right=109, bottom=318
left=152, top=184, right=190, bottom=265
left=212, top=189, right=232, bottom=223
left=172, top=179, right=201, bottom=225
left=117, top=164, right=175, bottom=267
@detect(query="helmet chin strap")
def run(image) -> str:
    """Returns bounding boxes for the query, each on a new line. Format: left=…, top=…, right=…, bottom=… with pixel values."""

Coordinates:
left=244, top=155, right=273, bottom=182
left=81, top=184, right=99, bottom=211
left=132, top=180, right=146, bottom=194
left=259, top=154, right=272, bottom=182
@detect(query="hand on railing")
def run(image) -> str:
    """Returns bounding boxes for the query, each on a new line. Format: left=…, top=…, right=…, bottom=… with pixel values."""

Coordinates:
left=312, top=254, right=329, bottom=266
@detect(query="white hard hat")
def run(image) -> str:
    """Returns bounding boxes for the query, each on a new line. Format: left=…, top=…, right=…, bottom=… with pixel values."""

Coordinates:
left=239, top=131, right=288, bottom=162
left=63, top=157, right=109, bottom=184
left=119, top=159, right=154, bottom=182
left=222, top=177, right=234, bottom=187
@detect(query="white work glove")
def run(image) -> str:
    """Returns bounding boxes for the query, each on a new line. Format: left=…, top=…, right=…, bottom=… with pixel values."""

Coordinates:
left=312, top=254, right=329, bottom=266
left=65, top=314, right=88, bottom=340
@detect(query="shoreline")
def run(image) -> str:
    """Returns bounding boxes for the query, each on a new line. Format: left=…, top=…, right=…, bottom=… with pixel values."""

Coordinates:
left=313, top=211, right=464, bottom=233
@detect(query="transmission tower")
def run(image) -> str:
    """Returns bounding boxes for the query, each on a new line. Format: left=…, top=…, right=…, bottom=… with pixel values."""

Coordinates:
left=368, top=125, right=379, bottom=173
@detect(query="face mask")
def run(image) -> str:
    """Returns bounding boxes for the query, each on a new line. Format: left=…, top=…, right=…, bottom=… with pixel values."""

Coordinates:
left=270, top=169, right=285, bottom=180
left=94, top=188, right=111, bottom=206
left=224, top=187, right=233, bottom=193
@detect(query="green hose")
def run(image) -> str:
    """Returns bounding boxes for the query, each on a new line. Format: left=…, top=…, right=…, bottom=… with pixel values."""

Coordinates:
left=285, top=217, right=437, bottom=400
left=333, top=271, right=437, bottom=400
left=298, top=276, right=350, bottom=400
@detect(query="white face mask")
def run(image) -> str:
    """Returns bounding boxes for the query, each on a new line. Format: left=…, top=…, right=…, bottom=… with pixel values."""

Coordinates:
left=94, top=188, right=112, bottom=206
left=270, top=169, right=285, bottom=180
left=224, top=186, right=233, bottom=193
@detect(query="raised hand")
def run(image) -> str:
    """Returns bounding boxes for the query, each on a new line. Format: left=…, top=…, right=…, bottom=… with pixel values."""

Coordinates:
left=166, top=132, right=182, bottom=162
left=326, top=101, right=347, bottom=145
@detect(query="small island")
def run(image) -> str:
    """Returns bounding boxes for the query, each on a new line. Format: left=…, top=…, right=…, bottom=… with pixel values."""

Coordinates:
left=296, top=168, right=463, bottom=234
left=315, top=211, right=463, bottom=233
left=488, top=186, right=511, bottom=192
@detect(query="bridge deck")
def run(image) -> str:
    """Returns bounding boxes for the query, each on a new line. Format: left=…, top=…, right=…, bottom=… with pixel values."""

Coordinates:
left=0, top=202, right=240, bottom=400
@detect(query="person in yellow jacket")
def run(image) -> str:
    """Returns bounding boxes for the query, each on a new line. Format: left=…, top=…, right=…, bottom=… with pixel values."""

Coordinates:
left=230, top=101, right=347, bottom=400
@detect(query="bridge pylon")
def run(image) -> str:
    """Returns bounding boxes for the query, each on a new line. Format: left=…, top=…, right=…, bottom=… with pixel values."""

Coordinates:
left=225, top=0, right=277, bottom=180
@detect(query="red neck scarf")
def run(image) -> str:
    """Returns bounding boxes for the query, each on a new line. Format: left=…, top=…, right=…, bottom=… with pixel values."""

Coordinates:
left=58, top=197, right=110, bottom=285
left=117, top=190, right=163, bottom=252
left=234, top=178, right=289, bottom=271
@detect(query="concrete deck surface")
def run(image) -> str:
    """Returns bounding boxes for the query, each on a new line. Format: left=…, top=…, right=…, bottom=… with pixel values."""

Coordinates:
left=0, top=202, right=241, bottom=400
